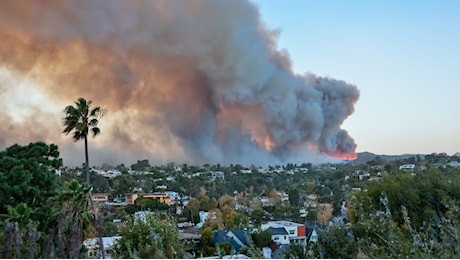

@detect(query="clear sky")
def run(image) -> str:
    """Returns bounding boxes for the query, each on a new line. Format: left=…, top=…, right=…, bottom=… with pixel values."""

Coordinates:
left=251, top=0, right=460, bottom=155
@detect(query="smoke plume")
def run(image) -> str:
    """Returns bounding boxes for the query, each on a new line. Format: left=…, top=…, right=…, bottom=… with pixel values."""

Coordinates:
left=0, top=0, right=359, bottom=166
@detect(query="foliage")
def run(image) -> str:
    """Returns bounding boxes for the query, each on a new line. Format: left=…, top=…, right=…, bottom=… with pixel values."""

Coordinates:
left=251, top=229, right=272, bottom=249
left=62, top=97, right=106, bottom=257
left=0, top=142, right=61, bottom=225
left=134, top=196, right=170, bottom=211
left=131, top=159, right=151, bottom=171
left=251, top=208, right=268, bottom=226
left=311, top=226, right=358, bottom=258
left=284, top=244, right=308, bottom=259
left=218, top=241, right=233, bottom=255
left=113, top=212, right=183, bottom=258
left=347, top=168, right=460, bottom=258
left=288, top=188, right=300, bottom=206
left=1, top=179, right=92, bottom=258
left=200, top=227, right=216, bottom=257
left=357, top=168, right=460, bottom=228
left=1, top=203, right=40, bottom=258
left=51, top=180, right=93, bottom=258
left=184, top=198, right=201, bottom=224
left=62, top=97, right=105, bottom=184
left=103, top=221, right=119, bottom=237
left=62, top=97, right=105, bottom=142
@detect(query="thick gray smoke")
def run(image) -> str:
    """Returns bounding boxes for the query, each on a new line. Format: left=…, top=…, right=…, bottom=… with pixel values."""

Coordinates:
left=0, top=0, right=359, bottom=166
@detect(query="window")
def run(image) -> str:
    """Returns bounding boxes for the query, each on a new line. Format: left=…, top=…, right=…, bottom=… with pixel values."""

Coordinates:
left=289, top=230, right=295, bottom=235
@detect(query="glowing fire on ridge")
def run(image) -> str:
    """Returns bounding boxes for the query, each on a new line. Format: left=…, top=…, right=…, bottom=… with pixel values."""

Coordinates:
left=327, top=151, right=357, bottom=161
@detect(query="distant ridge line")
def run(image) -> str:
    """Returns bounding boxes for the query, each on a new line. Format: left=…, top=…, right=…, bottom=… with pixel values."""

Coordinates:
left=350, top=151, right=422, bottom=165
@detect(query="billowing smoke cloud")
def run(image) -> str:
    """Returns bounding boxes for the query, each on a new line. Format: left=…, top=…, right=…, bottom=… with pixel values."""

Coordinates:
left=0, top=0, right=359, bottom=166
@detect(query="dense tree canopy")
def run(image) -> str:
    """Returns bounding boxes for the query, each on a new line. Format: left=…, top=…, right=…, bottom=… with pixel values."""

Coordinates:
left=113, top=212, right=183, bottom=258
left=0, top=142, right=61, bottom=225
left=345, top=168, right=460, bottom=258
left=0, top=142, right=93, bottom=258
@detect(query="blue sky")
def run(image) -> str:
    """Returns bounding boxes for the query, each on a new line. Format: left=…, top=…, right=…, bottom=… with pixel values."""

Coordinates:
left=251, top=0, right=460, bottom=155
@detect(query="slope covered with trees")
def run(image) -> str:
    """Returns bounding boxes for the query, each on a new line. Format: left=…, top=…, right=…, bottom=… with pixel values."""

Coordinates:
left=0, top=142, right=93, bottom=258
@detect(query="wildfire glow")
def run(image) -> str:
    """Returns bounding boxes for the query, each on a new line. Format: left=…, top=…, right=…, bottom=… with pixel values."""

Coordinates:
left=327, top=151, right=357, bottom=161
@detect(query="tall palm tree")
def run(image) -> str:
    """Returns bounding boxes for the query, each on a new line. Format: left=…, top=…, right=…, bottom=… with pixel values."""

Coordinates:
left=62, top=97, right=106, bottom=258
left=62, top=97, right=105, bottom=185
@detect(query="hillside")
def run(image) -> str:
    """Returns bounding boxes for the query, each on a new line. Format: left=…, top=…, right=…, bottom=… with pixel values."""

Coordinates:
left=350, top=151, right=421, bottom=165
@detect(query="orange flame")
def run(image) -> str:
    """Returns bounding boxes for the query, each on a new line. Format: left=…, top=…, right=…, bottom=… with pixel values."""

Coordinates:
left=327, top=151, right=357, bottom=161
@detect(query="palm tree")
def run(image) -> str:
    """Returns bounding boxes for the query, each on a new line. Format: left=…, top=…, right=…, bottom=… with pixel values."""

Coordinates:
left=62, top=97, right=105, bottom=185
left=62, top=97, right=106, bottom=258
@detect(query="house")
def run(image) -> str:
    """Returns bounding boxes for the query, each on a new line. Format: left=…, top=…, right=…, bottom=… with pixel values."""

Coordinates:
left=179, top=227, right=201, bottom=248
left=306, top=226, right=318, bottom=243
left=155, top=185, right=167, bottom=190
left=125, top=193, right=172, bottom=205
left=448, top=161, right=460, bottom=168
left=267, top=227, right=289, bottom=244
left=83, top=236, right=121, bottom=259
left=210, top=171, right=225, bottom=181
left=197, top=211, right=217, bottom=228
left=399, top=164, right=415, bottom=170
left=92, top=193, right=109, bottom=204
left=164, top=191, right=180, bottom=201
left=304, top=194, right=318, bottom=208
left=134, top=211, right=154, bottom=223
left=212, top=229, right=252, bottom=252
left=261, top=221, right=307, bottom=247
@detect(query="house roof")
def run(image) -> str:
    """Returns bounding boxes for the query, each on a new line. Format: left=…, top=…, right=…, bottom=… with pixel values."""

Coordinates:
left=268, top=227, right=288, bottom=236
left=272, top=244, right=291, bottom=259
left=230, top=230, right=250, bottom=245
left=212, top=229, right=252, bottom=252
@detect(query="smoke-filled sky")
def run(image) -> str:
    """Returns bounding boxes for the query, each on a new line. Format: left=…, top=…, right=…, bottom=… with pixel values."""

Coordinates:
left=253, top=0, right=460, bottom=157
left=0, top=0, right=364, bottom=167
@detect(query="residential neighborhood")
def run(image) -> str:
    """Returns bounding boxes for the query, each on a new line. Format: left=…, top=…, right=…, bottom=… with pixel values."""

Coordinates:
left=4, top=146, right=460, bottom=258
left=61, top=152, right=460, bottom=258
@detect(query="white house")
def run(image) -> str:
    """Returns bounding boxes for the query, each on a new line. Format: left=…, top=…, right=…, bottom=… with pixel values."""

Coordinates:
left=210, top=171, right=225, bottom=181
left=399, top=164, right=415, bottom=170
left=261, top=221, right=307, bottom=246
left=134, top=211, right=154, bottom=223
left=83, top=236, right=121, bottom=259
left=448, top=161, right=460, bottom=168
left=164, top=191, right=180, bottom=201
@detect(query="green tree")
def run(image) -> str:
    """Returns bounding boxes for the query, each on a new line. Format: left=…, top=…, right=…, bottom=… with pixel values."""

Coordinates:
left=218, top=242, right=233, bottom=256
left=0, top=143, right=95, bottom=258
left=62, top=97, right=106, bottom=257
left=62, top=97, right=106, bottom=185
left=288, top=189, right=300, bottom=207
left=185, top=198, right=201, bottom=224
left=251, top=208, right=268, bottom=226
left=284, top=244, right=307, bottom=259
left=251, top=229, right=272, bottom=249
left=135, top=196, right=169, bottom=211
left=2, top=203, right=40, bottom=258
left=312, top=226, right=358, bottom=259
left=200, top=227, right=216, bottom=257
left=51, top=180, right=93, bottom=258
left=103, top=221, right=119, bottom=237
left=130, top=159, right=151, bottom=171
left=0, top=142, right=61, bottom=227
left=348, top=173, right=460, bottom=259
left=1, top=180, right=92, bottom=258
left=113, top=213, right=183, bottom=258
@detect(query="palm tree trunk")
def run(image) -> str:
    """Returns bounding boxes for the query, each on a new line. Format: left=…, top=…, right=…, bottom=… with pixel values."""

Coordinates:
left=85, top=136, right=105, bottom=258
left=85, top=136, right=90, bottom=185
